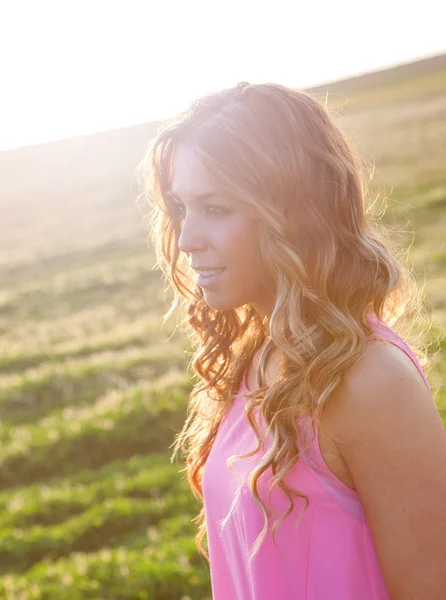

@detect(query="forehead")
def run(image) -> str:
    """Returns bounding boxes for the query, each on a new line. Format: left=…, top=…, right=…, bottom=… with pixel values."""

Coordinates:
left=170, top=144, right=214, bottom=198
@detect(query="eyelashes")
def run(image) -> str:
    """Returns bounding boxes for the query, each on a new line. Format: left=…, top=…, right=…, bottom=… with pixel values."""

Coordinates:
left=170, top=202, right=185, bottom=217
left=205, top=206, right=229, bottom=217
left=170, top=203, right=230, bottom=219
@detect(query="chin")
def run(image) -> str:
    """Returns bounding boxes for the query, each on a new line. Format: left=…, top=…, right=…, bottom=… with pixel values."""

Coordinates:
left=203, top=294, right=243, bottom=312
left=204, top=300, right=235, bottom=312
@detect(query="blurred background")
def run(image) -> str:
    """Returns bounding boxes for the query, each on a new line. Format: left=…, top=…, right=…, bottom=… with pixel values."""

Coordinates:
left=0, top=1, right=444, bottom=598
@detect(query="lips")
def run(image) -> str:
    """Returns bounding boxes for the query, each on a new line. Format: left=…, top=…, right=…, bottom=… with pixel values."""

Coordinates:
left=196, top=269, right=226, bottom=287
left=192, top=266, right=225, bottom=271
left=195, top=268, right=225, bottom=276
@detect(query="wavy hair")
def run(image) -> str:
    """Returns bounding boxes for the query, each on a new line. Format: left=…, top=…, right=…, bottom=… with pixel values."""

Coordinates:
left=137, top=81, right=434, bottom=563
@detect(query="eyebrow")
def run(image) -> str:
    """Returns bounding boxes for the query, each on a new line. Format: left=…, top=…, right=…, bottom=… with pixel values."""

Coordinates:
left=166, top=191, right=219, bottom=203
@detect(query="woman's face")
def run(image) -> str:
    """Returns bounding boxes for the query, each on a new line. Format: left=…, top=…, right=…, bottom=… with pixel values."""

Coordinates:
left=169, top=144, right=276, bottom=315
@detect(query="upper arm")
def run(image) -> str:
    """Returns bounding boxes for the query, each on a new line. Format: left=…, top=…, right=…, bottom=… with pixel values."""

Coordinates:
left=330, top=343, right=446, bottom=600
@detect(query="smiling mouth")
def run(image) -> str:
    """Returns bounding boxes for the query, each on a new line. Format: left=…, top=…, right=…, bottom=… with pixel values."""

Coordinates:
left=196, top=269, right=226, bottom=287
left=196, top=268, right=225, bottom=277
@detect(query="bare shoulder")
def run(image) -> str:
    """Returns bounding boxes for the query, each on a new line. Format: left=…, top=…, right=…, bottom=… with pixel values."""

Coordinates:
left=322, top=338, right=445, bottom=469
left=327, top=339, right=441, bottom=442
left=324, top=338, right=445, bottom=455
left=326, top=340, right=446, bottom=598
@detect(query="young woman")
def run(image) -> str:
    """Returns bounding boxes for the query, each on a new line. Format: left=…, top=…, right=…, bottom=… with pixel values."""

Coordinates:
left=139, top=82, right=446, bottom=599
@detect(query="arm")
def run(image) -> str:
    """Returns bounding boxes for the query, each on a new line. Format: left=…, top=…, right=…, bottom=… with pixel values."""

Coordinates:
left=329, top=342, right=446, bottom=600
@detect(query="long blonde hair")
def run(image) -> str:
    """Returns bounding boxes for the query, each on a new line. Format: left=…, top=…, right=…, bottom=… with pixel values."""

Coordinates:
left=138, top=81, right=433, bottom=562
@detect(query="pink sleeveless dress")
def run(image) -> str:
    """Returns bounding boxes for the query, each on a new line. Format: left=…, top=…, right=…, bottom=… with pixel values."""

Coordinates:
left=202, top=314, right=432, bottom=599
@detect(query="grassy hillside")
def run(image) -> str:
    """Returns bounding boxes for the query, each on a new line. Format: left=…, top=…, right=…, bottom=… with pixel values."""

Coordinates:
left=0, top=53, right=444, bottom=598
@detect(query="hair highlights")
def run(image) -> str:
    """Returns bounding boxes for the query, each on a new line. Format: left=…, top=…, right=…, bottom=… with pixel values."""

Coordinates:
left=137, top=82, right=433, bottom=563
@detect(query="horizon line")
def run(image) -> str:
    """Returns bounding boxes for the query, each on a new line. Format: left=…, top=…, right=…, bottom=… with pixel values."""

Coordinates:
left=1, top=49, right=444, bottom=156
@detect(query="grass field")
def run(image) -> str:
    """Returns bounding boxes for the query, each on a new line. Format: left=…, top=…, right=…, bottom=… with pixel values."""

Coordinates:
left=0, top=54, right=444, bottom=599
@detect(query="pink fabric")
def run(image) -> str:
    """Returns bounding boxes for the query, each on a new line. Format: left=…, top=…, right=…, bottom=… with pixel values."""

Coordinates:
left=202, top=314, right=432, bottom=599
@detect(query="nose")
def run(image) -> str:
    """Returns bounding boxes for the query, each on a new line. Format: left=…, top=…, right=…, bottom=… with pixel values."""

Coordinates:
left=178, top=214, right=208, bottom=255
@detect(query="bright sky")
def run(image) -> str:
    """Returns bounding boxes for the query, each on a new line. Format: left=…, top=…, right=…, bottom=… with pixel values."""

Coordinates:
left=1, top=0, right=444, bottom=152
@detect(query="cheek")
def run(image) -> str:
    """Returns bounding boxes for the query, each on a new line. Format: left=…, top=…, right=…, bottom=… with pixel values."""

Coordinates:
left=225, top=218, right=264, bottom=275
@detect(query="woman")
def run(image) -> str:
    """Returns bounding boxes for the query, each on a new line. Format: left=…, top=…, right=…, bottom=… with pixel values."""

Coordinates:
left=139, top=82, right=446, bottom=599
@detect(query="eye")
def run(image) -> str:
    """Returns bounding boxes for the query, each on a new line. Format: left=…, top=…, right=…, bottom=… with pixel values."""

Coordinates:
left=205, top=205, right=229, bottom=217
left=170, top=202, right=185, bottom=218
left=169, top=202, right=230, bottom=219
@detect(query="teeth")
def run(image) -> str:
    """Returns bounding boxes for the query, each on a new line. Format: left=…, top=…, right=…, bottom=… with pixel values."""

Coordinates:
left=197, top=269, right=224, bottom=276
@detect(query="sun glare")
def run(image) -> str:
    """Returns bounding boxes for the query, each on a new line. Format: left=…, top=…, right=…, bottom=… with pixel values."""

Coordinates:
left=1, top=0, right=444, bottom=151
